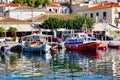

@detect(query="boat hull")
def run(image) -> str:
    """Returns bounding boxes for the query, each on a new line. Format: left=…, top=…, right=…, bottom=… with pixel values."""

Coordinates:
left=98, top=45, right=107, bottom=51
left=65, top=42, right=100, bottom=52
left=108, top=44, right=120, bottom=50
left=23, top=44, right=50, bottom=52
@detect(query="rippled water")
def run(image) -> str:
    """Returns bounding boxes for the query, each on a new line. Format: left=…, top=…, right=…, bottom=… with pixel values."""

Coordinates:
left=0, top=48, right=120, bottom=80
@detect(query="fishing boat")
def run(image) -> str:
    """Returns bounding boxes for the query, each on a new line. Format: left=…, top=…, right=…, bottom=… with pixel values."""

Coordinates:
left=20, top=34, right=51, bottom=52
left=108, top=42, right=120, bottom=50
left=64, top=33, right=101, bottom=52
left=98, top=44, right=107, bottom=51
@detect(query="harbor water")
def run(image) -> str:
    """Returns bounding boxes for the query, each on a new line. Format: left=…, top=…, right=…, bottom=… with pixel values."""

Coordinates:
left=0, top=48, right=120, bottom=80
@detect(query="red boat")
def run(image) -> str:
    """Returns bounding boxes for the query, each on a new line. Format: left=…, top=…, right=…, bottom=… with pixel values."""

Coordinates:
left=65, top=42, right=101, bottom=52
left=108, top=42, right=120, bottom=50
left=98, top=45, right=107, bottom=51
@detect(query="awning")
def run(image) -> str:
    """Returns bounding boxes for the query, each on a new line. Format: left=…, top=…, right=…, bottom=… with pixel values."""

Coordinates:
left=0, top=24, right=39, bottom=32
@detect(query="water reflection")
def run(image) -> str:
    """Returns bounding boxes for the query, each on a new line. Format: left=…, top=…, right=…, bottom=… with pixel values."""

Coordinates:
left=0, top=49, right=119, bottom=80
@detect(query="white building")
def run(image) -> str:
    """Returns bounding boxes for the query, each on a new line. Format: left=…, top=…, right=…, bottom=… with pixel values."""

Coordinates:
left=46, top=2, right=70, bottom=14
left=76, top=2, right=120, bottom=26
left=71, top=1, right=98, bottom=14
left=0, top=0, right=13, bottom=3
left=0, top=3, right=26, bottom=13
left=4, top=7, right=46, bottom=20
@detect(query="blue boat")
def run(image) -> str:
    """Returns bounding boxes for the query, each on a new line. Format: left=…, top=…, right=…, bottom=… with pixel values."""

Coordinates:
left=20, top=34, right=51, bottom=52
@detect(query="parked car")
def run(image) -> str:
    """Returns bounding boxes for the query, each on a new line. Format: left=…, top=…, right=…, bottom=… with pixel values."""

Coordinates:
left=0, top=37, right=6, bottom=42
left=95, top=34, right=113, bottom=40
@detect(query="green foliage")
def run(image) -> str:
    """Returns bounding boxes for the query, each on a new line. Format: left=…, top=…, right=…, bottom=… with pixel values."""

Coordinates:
left=0, top=26, right=5, bottom=33
left=85, top=16, right=95, bottom=29
left=42, top=17, right=64, bottom=29
left=35, top=0, right=44, bottom=7
left=12, top=0, right=50, bottom=7
left=66, top=19, right=74, bottom=29
left=42, top=15, right=95, bottom=30
left=8, top=26, right=18, bottom=32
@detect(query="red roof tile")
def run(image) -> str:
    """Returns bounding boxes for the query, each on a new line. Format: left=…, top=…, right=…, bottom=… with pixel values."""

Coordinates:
left=48, top=2, right=61, bottom=7
left=81, top=2, right=120, bottom=11
left=26, top=12, right=73, bottom=22
left=0, top=18, right=30, bottom=24
left=6, top=3, right=26, bottom=7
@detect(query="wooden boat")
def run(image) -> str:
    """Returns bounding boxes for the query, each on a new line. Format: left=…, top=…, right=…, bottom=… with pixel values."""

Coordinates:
left=108, top=42, right=120, bottom=50
left=20, top=34, right=51, bottom=52
left=64, top=33, right=101, bottom=52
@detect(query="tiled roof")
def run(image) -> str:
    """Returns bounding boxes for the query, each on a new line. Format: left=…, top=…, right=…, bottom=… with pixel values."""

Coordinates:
left=26, top=12, right=73, bottom=22
left=0, top=2, right=6, bottom=7
left=5, top=3, right=26, bottom=7
left=0, top=13, right=9, bottom=20
left=35, top=14, right=73, bottom=22
left=0, top=18, right=30, bottom=24
left=0, top=2, right=5, bottom=4
left=0, top=13, right=6, bottom=17
left=79, top=2, right=120, bottom=11
left=13, top=6, right=37, bottom=10
left=48, top=2, right=61, bottom=7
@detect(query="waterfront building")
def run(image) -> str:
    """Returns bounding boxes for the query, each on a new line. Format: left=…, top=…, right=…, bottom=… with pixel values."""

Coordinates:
left=4, top=6, right=45, bottom=20
left=76, top=2, right=120, bottom=27
left=0, top=15, right=38, bottom=37
left=71, top=1, right=97, bottom=14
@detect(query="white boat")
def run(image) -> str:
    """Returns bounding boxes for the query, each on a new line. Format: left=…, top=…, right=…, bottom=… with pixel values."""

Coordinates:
left=20, top=34, right=51, bottom=52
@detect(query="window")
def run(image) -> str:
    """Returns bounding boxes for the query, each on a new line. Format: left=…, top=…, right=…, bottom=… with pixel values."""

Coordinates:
left=103, top=12, right=107, bottom=19
left=119, top=12, right=120, bottom=18
left=90, top=13, right=93, bottom=18
left=49, top=9, right=51, bottom=12
left=55, top=9, right=57, bottom=13
left=96, top=13, right=99, bottom=16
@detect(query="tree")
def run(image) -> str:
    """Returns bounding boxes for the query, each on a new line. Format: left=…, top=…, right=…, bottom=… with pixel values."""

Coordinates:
left=66, top=19, right=74, bottom=29
left=35, top=0, right=44, bottom=7
left=8, top=26, right=18, bottom=39
left=42, top=17, right=61, bottom=29
left=73, top=15, right=95, bottom=30
left=26, top=0, right=36, bottom=7
left=42, top=15, right=95, bottom=31
left=0, top=26, right=5, bottom=37
left=0, top=26, right=5, bottom=33
left=42, top=17, right=66, bottom=37
left=12, top=0, right=50, bottom=7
